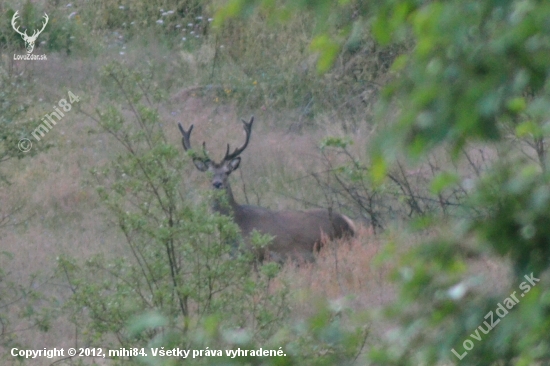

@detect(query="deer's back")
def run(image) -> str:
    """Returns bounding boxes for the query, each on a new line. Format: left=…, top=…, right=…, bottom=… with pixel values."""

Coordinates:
left=234, top=205, right=354, bottom=262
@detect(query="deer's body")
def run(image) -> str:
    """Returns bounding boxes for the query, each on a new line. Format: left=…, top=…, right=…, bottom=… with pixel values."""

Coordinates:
left=217, top=184, right=355, bottom=262
left=179, top=117, right=355, bottom=263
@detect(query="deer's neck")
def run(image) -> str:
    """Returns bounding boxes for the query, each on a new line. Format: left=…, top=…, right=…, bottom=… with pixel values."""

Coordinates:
left=212, top=184, right=239, bottom=216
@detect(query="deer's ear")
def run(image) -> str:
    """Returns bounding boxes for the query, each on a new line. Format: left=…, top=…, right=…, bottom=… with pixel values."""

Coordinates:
left=193, top=159, right=210, bottom=172
left=228, top=157, right=241, bottom=171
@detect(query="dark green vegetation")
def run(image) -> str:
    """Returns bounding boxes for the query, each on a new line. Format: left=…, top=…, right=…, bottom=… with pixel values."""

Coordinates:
left=1, top=0, right=550, bottom=364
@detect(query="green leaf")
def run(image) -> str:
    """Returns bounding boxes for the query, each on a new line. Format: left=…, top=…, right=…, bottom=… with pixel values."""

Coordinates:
left=320, top=136, right=351, bottom=149
left=310, top=34, right=341, bottom=73
left=515, top=121, right=542, bottom=138
left=430, top=172, right=459, bottom=194
left=507, top=97, right=527, bottom=113
left=370, top=155, right=387, bottom=184
left=391, top=54, right=409, bottom=72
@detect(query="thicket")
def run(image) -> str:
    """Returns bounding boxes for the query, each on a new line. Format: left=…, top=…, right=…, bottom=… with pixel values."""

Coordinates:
left=1, top=1, right=376, bottom=364
left=219, top=0, right=550, bottom=364
left=53, top=61, right=369, bottom=365
left=2, top=0, right=550, bottom=364
left=57, top=62, right=283, bottom=363
left=0, top=22, right=46, bottom=355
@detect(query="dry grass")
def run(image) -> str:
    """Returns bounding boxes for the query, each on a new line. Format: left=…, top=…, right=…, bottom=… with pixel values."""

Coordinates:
left=278, top=226, right=391, bottom=317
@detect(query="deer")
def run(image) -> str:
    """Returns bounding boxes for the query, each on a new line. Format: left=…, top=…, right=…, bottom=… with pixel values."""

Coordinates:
left=11, top=11, right=49, bottom=54
left=178, top=116, right=355, bottom=263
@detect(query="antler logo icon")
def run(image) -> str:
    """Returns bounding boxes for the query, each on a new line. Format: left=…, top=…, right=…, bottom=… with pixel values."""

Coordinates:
left=11, top=11, right=49, bottom=54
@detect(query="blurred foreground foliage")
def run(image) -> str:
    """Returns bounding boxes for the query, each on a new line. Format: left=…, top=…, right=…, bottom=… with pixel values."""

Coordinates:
left=220, top=0, right=550, bottom=364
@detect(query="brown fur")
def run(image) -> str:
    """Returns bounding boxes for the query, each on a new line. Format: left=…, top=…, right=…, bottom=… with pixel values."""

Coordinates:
left=224, top=188, right=355, bottom=262
left=179, top=117, right=355, bottom=262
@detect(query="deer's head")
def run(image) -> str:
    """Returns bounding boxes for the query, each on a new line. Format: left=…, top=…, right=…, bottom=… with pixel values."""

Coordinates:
left=11, top=11, right=48, bottom=54
left=178, top=117, right=254, bottom=190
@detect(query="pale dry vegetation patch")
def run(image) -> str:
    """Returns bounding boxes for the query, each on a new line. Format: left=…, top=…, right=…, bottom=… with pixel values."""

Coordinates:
left=278, top=226, right=392, bottom=316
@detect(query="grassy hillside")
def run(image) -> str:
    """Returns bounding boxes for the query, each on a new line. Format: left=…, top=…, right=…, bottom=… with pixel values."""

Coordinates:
left=2, top=0, right=549, bottom=365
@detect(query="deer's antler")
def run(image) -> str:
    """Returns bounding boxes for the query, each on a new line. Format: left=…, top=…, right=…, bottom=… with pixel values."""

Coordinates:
left=11, top=11, right=26, bottom=37
left=178, top=123, right=211, bottom=163
left=223, top=116, right=254, bottom=161
left=30, top=13, right=49, bottom=39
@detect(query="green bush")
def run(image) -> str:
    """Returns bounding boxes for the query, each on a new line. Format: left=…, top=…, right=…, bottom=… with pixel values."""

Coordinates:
left=220, top=0, right=550, bottom=364
left=56, top=62, right=279, bottom=362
